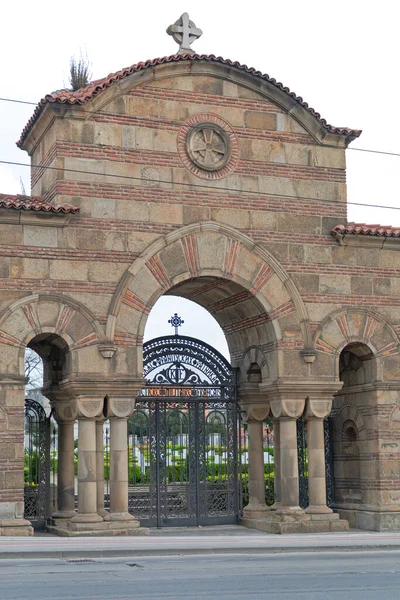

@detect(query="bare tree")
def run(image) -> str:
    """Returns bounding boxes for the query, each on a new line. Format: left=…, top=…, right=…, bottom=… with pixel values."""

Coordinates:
left=69, top=51, right=92, bottom=91
left=25, top=348, right=43, bottom=390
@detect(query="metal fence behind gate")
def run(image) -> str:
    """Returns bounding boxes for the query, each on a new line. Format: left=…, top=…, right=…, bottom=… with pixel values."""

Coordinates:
left=297, top=417, right=334, bottom=509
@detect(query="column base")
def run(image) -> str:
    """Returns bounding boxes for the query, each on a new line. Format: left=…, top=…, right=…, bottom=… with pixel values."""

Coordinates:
left=243, top=503, right=271, bottom=519
left=276, top=506, right=303, bottom=515
left=47, top=517, right=149, bottom=537
left=305, top=505, right=333, bottom=515
left=0, top=519, right=34, bottom=537
left=52, top=510, right=77, bottom=520
left=103, top=511, right=135, bottom=522
left=241, top=511, right=349, bottom=534
left=71, top=513, right=103, bottom=524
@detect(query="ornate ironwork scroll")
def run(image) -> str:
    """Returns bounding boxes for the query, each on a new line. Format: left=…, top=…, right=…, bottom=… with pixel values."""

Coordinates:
left=297, top=418, right=309, bottom=509
left=143, top=335, right=232, bottom=385
left=129, top=334, right=239, bottom=527
left=324, top=417, right=334, bottom=507
left=24, top=399, right=51, bottom=528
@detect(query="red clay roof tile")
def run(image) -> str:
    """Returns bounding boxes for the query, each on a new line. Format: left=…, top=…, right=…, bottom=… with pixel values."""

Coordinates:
left=17, top=53, right=362, bottom=148
left=0, top=194, right=79, bottom=214
left=332, top=223, right=400, bottom=238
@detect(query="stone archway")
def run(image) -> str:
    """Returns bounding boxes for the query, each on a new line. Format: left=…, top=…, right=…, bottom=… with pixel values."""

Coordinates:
left=0, top=294, right=106, bottom=536
left=107, top=222, right=311, bottom=381
left=314, top=308, right=400, bottom=531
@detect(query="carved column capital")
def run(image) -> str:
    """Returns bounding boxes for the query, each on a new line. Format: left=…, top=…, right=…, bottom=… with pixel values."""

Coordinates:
left=51, top=399, right=77, bottom=423
left=260, top=380, right=343, bottom=420
left=270, top=398, right=305, bottom=419
left=304, top=381, right=343, bottom=420
left=304, top=398, right=332, bottom=420
left=74, top=396, right=104, bottom=419
left=106, top=396, right=136, bottom=419
left=242, top=404, right=270, bottom=423
left=239, top=383, right=270, bottom=423
left=260, top=383, right=306, bottom=419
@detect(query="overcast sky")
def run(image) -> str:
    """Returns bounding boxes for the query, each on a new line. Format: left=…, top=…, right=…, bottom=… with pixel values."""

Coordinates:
left=2, top=1, right=399, bottom=358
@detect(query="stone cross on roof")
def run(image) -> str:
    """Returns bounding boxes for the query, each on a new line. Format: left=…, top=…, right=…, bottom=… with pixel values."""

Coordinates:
left=166, top=13, right=202, bottom=54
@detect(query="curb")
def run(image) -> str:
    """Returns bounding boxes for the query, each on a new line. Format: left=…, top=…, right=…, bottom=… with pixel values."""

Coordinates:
left=1, top=543, right=400, bottom=560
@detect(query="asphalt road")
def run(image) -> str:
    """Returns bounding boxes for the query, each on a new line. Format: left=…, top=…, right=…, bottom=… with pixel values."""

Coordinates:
left=1, top=551, right=400, bottom=599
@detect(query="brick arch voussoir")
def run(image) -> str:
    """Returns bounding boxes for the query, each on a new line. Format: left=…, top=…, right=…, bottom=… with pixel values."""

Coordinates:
left=313, top=307, right=400, bottom=358
left=0, top=293, right=105, bottom=351
left=107, top=222, right=310, bottom=347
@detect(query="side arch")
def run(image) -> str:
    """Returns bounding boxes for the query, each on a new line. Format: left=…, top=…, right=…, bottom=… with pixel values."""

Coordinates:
left=313, top=307, right=400, bottom=358
left=0, top=293, right=106, bottom=376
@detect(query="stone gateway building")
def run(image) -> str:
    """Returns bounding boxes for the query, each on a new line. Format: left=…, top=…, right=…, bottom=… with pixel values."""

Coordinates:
left=1, top=17, right=400, bottom=536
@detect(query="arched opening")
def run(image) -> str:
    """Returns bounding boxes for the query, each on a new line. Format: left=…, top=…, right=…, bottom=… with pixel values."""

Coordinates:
left=23, top=334, right=71, bottom=529
left=332, top=342, right=375, bottom=526
left=125, top=291, right=240, bottom=527
left=27, top=333, right=70, bottom=393
left=118, top=273, right=279, bottom=527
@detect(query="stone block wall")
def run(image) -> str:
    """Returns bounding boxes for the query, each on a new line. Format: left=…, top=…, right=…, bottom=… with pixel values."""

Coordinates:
left=0, top=55, right=399, bottom=531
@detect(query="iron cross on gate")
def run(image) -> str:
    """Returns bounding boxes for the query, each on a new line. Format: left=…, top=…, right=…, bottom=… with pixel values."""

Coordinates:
left=166, top=13, right=203, bottom=54
left=168, top=313, right=184, bottom=335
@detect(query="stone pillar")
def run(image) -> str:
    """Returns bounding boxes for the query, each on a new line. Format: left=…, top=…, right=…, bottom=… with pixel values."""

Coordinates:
left=104, top=396, right=137, bottom=523
left=270, top=391, right=305, bottom=514
left=71, top=397, right=104, bottom=525
left=0, top=380, right=33, bottom=536
left=53, top=420, right=76, bottom=519
left=243, top=418, right=270, bottom=517
left=271, top=418, right=281, bottom=509
left=278, top=417, right=301, bottom=512
left=96, top=419, right=107, bottom=517
left=239, top=389, right=270, bottom=520
left=305, top=396, right=333, bottom=514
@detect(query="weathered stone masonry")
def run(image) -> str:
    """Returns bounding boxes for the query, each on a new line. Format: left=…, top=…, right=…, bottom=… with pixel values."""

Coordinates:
left=1, top=52, right=400, bottom=534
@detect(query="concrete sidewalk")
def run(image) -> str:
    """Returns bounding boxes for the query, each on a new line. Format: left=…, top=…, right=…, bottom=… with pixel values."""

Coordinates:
left=2, top=526, right=400, bottom=559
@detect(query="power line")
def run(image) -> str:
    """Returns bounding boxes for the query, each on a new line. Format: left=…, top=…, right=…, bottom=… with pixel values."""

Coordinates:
left=1, top=158, right=400, bottom=213
left=1, top=96, right=400, bottom=160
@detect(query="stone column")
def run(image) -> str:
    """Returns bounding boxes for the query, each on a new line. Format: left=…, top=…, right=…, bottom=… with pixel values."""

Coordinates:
left=239, top=390, right=270, bottom=519
left=271, top=418, right=281, bottom=509
left=270, top=391, right=305, bottom=514
left=104, top=397, right=136, bottom=522
left=53, top=421, right=76, bottom=519
left=305, top=396, right=333, bottom=514
left=278, top=417, right=301, bottom=511
left=71, top=397, right=104, bottom=525
left=243, top=418, right=270, bottom=517
left=49, top=397, right=77, bottom=522
left=96, top=419, right=107, bottom=517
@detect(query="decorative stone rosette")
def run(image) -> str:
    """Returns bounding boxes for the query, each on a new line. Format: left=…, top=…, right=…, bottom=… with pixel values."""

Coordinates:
left=177, top=113, right=239, bottom=180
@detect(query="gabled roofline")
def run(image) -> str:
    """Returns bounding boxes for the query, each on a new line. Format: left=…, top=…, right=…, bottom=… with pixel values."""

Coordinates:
left=17, top=53, right=361, bottom=149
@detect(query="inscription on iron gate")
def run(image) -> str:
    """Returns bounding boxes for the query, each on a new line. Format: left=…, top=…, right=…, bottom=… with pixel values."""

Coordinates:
left=127, top=332, right=239, bottom=527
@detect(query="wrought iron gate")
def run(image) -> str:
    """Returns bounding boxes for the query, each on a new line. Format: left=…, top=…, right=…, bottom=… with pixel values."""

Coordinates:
left=127, top=331, right=239, bottom=527
left=24, top=398, right=51, bottom=528
left=297, top=417, right=334, bottom=509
